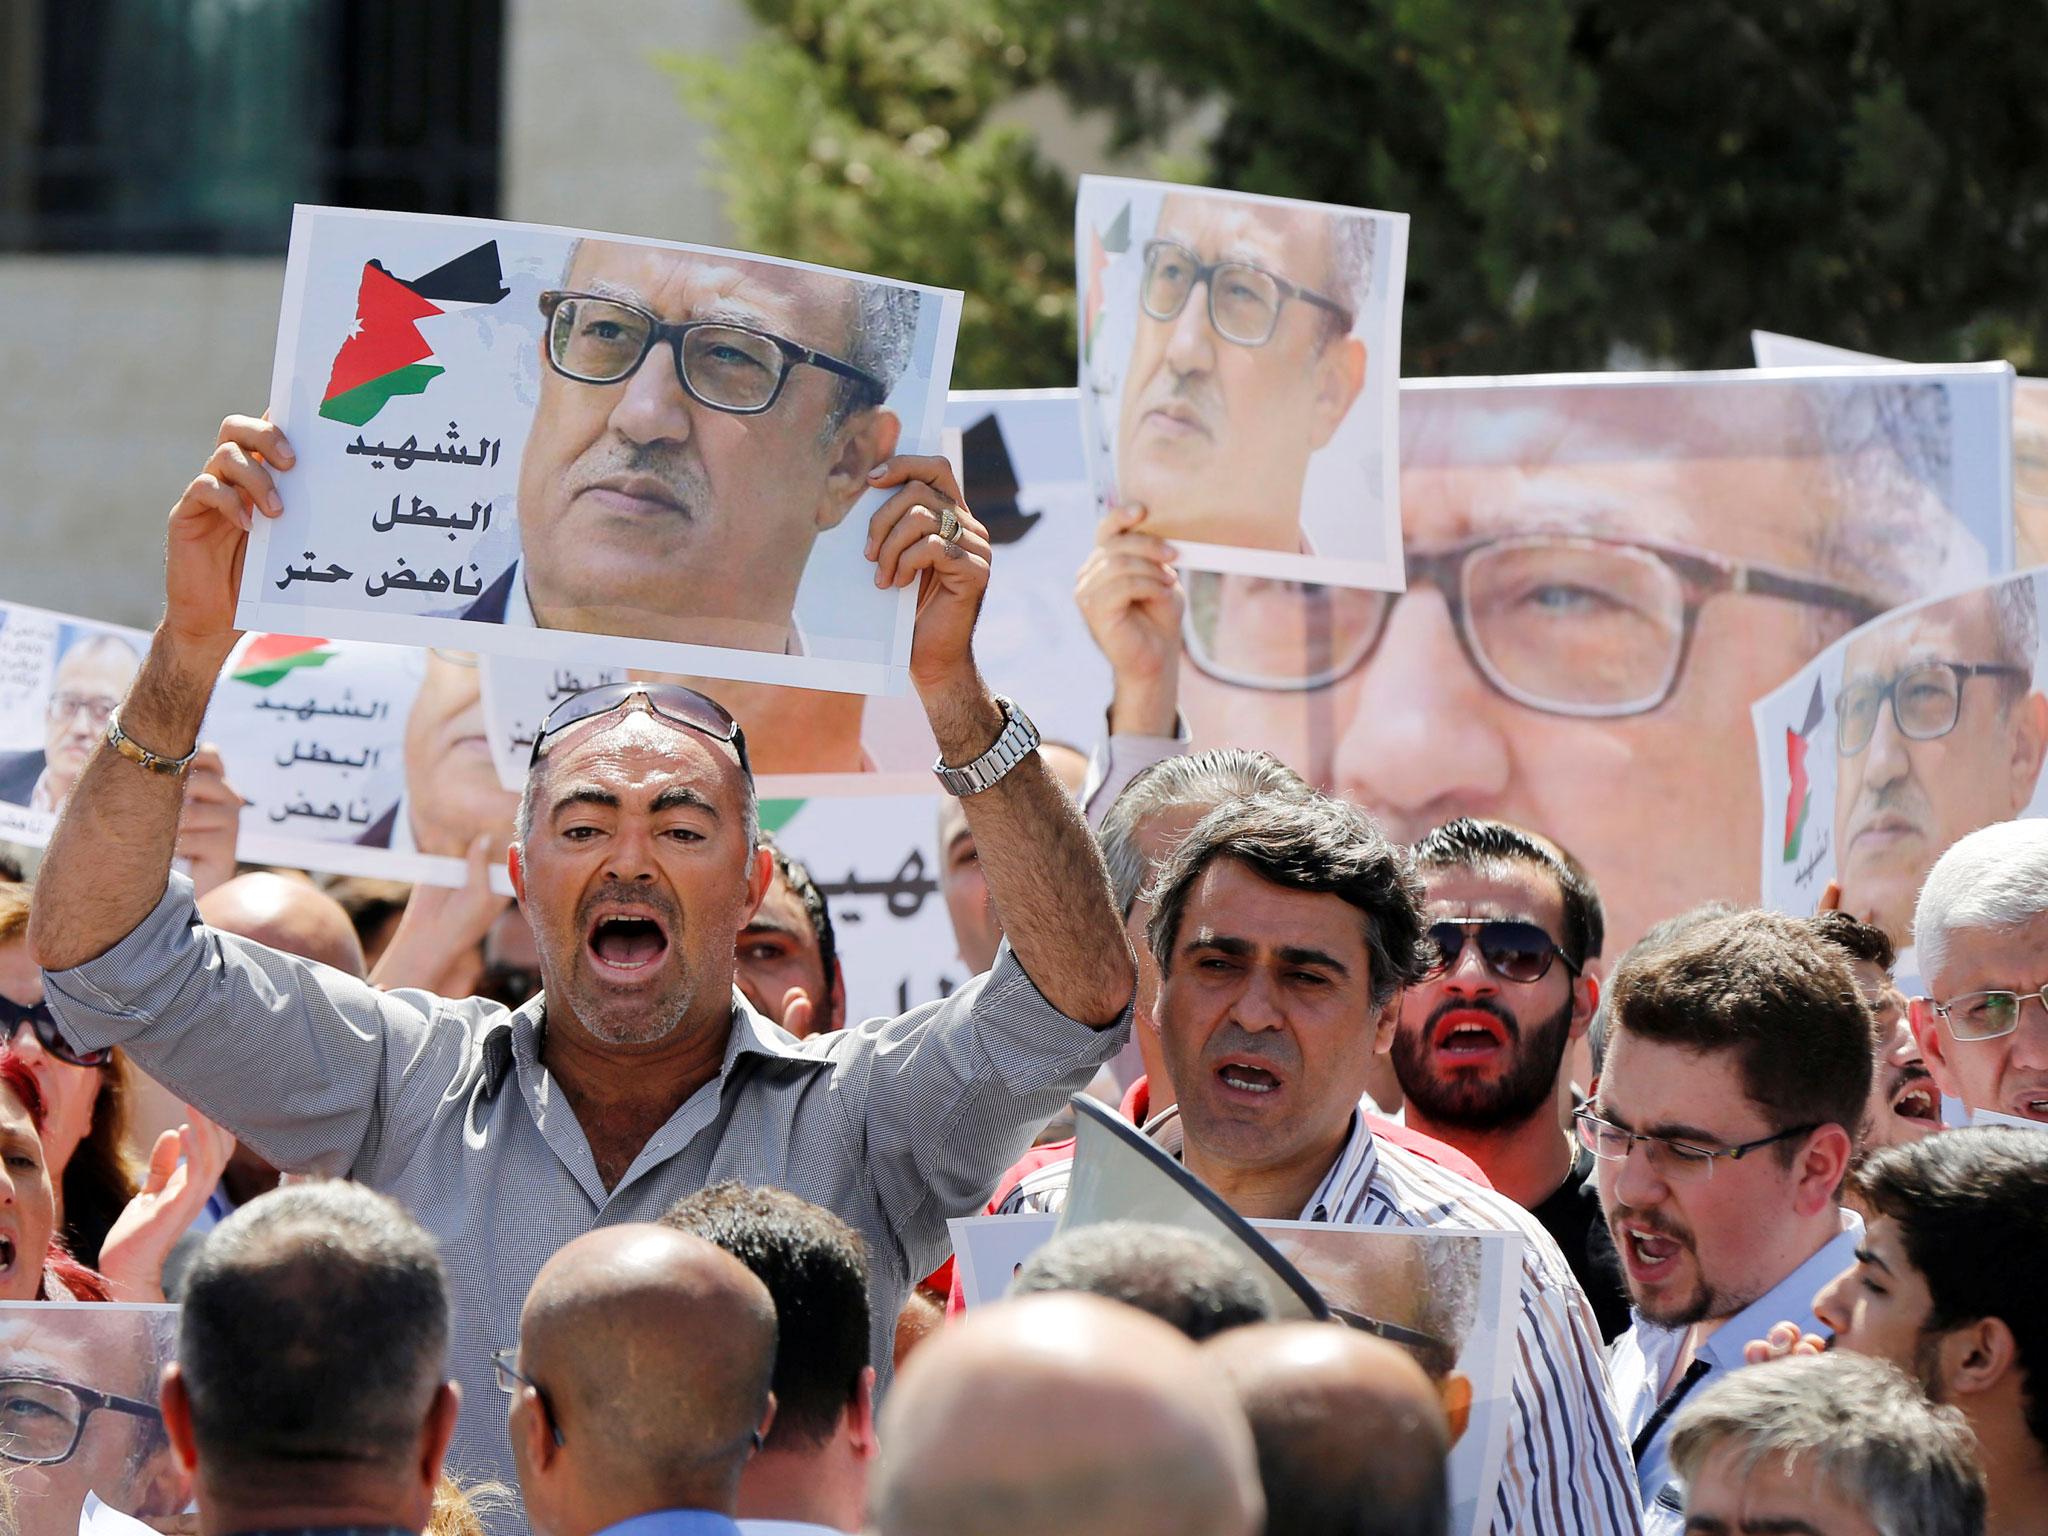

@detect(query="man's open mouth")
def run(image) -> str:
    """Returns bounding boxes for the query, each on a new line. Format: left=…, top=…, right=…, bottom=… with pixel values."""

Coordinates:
left=1215, top=1060, right=1282, bottom=1098
left=1890, top=1072, right=1940, bottom=1126
left=585, top=912, right=671, bottom=980
left=1431, top=1010, right=1511, bottom=1059
left=0, top=1234, right=17, bottom=1278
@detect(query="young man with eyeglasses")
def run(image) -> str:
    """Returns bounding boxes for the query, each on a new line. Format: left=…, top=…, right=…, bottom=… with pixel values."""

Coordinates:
left=1111, top=193, right=1370, bottom=554
left=1003, top=794, right=1643, bottom=1536
left=1832, top=578, right=2047, bottom=950
left=1908, top=818, right=2048, bottom=1125
left=30, top=416, right=1135, bottom=1494
left=1076, top=377, right=1980, bottom=968
left=0, top=633, right=140, bottom=815
left=1591, top=909, right=1877, bottom=1535
left=1392, top=818, right=1630, bottom=1339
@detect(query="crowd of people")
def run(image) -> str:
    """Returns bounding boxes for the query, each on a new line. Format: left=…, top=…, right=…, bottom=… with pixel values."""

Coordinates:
left=0, top=391, right=2044, bottom=1536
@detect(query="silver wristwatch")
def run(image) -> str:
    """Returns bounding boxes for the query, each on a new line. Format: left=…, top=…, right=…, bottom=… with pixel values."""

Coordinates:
left=933, top=695, right=1041, bottom=797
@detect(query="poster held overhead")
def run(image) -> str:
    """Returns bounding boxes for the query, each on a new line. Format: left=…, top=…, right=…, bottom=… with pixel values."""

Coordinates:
left=241, top=206, right=962, bottom=696
left=1077, top=175, right=1408, bottom=592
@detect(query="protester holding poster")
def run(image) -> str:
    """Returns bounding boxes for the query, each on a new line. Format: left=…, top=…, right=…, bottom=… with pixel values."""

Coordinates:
left=31, top=412, right=1134, bottom=1494
left=1078, top=176, right=1406, bottom=592
left=242, top=207, right=961, bottom=695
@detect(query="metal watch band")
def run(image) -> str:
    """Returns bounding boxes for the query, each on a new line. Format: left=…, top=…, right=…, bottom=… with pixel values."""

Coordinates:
left=933, top=695, right=1041, bottom=797
left=104, top=709, right=199, bottom=777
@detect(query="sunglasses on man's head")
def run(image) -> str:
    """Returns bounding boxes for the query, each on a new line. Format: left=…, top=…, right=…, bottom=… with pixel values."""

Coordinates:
left=0, top=995, right=113, bottom=1069
left=1424, top=919, right=1579, bottom=986
left=528, top=682, right=750, bottom=777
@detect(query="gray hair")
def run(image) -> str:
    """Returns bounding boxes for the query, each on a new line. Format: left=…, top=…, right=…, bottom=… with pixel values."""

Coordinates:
left=1099, top=749, right=1315, bottom=916
left=1992, top=574, right=2041, bottom=677
left=1412, top=1236, right=1481, bottom=1379
left=1326, top=213, right=1376, bottom=327
left=179, top=1183, right=450, bottom=1475
left=1669, top=1354, right=1985, bottom=1536
left=1010, top=1222, right=1275, bottom=1341
left=1914, top=819, right=2048, bottom=981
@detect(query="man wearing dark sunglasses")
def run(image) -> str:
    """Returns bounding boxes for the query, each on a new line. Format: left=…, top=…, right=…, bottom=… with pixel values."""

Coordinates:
left=1392, top=818, right=1630, bottom=1340
left=1111, top=191, right=1370, bottom=553
left=1831, top=577, right=2045, bottom=950
left=462, top=238, right=918, bottom=658
left=30, top=415, right=1136, bottom=1494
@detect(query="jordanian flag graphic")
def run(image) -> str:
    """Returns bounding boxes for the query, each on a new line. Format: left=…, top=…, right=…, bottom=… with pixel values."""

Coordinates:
left=1782, top=677, right=1827, bottom=863
left=232, top=635, right=338, bottom=689
left=319, top=241, right=510, bottom=427
left=1083, top=203, right=1130, bottom=365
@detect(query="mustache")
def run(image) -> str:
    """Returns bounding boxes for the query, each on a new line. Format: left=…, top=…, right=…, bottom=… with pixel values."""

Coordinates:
left=1139, top=366, right=1224, bottom=426
left=1607, top=1202, right=1695, bottom=1250
left=1201, top=1024, right=1300, bottom=1076
left=1850, top=778, right=1929, bottom=827
left=573, top=436, right=710, bottom=504
left=576, top=880, right=682, bottom=933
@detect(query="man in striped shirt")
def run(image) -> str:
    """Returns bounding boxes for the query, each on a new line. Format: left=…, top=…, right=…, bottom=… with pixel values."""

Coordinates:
left=1001, top=793, right=1642, bottom=1536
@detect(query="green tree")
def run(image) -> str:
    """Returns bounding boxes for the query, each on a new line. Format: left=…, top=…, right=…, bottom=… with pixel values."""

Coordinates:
left=675, top=0, right=2048, bottom=380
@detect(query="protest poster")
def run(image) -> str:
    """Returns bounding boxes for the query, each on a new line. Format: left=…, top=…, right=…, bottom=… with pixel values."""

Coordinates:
left=948, top=1210, right=1520, bottom=1536
left=1166, top=364, right=2016, bottom=963
left=1755, top=328, right=2048, bottom=568
left=757, top=792, right=965, bottom=1023
left=199, top=634, right=516, bottom=888
left=0, top=1302, right=185, bottom=1536
left=1753, top=565, right=2048, bottom=975
left=478, top=389, right=1111, bottom=796
left=1077, top=175, right=1408, bottom=592
left=239, top=206, right=964, bottom=695
left=0, top=603, right=149, bottom=848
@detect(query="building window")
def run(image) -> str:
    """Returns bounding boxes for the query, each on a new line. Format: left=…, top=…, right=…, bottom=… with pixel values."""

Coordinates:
left=0, top=0, right=502, bottom=254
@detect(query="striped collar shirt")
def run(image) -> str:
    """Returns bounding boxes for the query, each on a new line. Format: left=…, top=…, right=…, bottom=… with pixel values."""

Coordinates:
left=1001, top=1106, right=1643, bottom=1536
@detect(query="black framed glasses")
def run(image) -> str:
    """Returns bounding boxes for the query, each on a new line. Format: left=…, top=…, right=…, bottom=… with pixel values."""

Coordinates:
left=1425, top=918, right=1579, bottom=985
left=0, top=995, right=113, bottom=1069
left=529, top=682, right=750, bottom=779
left=1325, top=1308, right=1458, bottom=1379
left=45, top=692, right=120, bottom=730
left=1834, top=661, right=2029, bottom=756
left=1139, top=239, right=1354, bottom=347
left=491, top=1348, right=564, bottom=1447
left=1919, top=986, right=2048, bottom=1042
left=1574, top=1108, right=1819, bottom=1185
left=0, top=1375, right=160, bottom=1466
left=539, top=291, right=885, bottom=416
left=1182, top=535, right=1884, bottom=718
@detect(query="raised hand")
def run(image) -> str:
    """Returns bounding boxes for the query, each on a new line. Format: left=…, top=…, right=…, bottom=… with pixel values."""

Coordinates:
left=165, top=416, right=295, bottom=663
left=1075, top=504, right=1184, bottom=736
left=863, top=454, right=992, bottom=700
left=99, top=1115, right=238, bottom=1302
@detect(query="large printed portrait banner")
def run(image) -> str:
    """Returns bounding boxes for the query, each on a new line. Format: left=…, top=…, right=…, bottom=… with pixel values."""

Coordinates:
left=1077, top=175, right=1408, bottom=592
left=1169, top=364, right=2016, bottom=961
left=0, top=603, right=150, bottom=846
left=1753, top=565, right=2048, bottom=973
left=240, top=206, right=964, bottom=696
left=1754, top=329, right=2048, bottom=568
left=0, top=1303, right=185, bottom=1536
left=479, top=389, right=1112, bottom=798
left=949, top=1214, right=1520, bottom=1536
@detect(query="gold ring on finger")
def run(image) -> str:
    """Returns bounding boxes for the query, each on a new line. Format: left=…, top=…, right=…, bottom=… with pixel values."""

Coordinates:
left=936, top=504, right=962, bottom=547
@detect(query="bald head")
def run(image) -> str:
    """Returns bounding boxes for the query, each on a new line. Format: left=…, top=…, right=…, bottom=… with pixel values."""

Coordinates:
left=200, top=872, right=367, bottom=977
left=871, top=1294, right=1261, bottom=1536
left=1205, top=1323, right=1450, bottom=1536
left=521, top=1224, right=776, bottom=1511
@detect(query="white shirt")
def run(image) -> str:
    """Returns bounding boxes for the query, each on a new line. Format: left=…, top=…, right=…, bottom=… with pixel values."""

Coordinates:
left=1609, top=1213, right=1862, bottom=1536
left=502, top=559, right=810, bottom=654
left=738, top=1522, right=847, bottom=1536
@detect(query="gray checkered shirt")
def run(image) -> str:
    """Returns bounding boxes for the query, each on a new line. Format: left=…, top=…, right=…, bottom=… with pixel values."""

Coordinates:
left=44, top=874, right=1127, bottom=1490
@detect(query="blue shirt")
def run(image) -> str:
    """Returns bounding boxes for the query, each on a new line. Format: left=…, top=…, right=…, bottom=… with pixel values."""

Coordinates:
left=1608, top=1213, right=1861, bottom=1536
left=597, top=1512, right=743, bottom=1536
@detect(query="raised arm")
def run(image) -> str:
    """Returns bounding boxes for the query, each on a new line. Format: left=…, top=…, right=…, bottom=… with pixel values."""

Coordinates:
left=31, top=416, right=292, bottom=971
left=867, top=456, right=1135, bottom=1028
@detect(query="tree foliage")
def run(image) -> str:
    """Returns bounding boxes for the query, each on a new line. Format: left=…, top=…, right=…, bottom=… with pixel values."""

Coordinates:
left=672, top=0, right=2048, bottom=385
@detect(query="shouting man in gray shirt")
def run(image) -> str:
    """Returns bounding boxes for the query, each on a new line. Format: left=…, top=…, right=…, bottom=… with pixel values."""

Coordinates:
left=30, top=416, right=1135, bottom=1489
